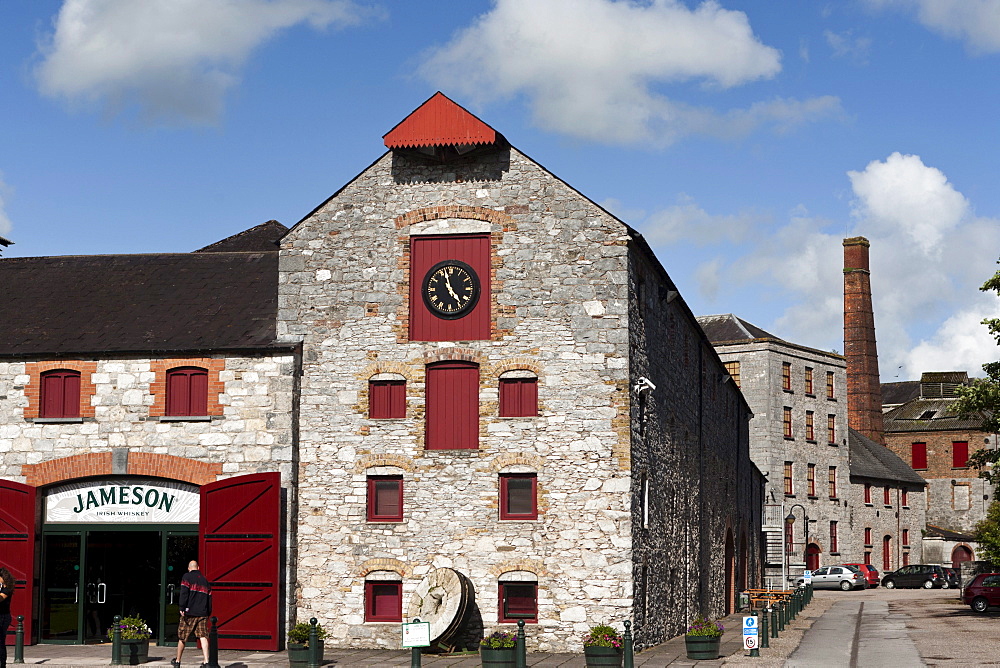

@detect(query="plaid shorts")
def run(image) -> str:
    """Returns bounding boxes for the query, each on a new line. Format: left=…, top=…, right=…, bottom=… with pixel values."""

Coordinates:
left=177, top=615, right=208, bottom=642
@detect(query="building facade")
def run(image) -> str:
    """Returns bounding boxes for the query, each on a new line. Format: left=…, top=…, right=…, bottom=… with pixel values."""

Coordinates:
left=0, top=93, right=762, bottom=653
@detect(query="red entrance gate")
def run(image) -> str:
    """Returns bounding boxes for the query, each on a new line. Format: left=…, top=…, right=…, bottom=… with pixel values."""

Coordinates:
left=0, top=480, right=36, bottom=646
left=199, top=472, right=281, bottom=650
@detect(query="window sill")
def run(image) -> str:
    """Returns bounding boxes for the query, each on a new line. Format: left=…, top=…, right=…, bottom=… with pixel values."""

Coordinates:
left=32, top=417, right=84, bottom=424
left=367, top=520, right=404, bottom=525
left=830, top=552, right=841, bottom=556
left=499, top=517, right=539, bottom=522
left=365, top=620, right=403, bottom=624
left=806, top=439, right=817, bottom=444
left=952, top=467, right=969, bottom=471
left=902, top=506, right=910, bottom=510
left=807, top=495, right=818, bottom=500
left=864, top=544, right=873, bottom=549
left=827, top=397, right=837, bottom=402
left=785, top=494, right=795, bottom=498
left=865, top=503, right=873, bottom=507
left=783, top=389, right=794, bottom=394
left=805, top=393, right=815, bottom=398
left=369, top=417, right=407, bottom=421
left=883, top=505, right=892, bottom=509
left=829, top=498, right=839, bottom=502
left=784, top=437, right=795, bottom=441
left=159, top=415, right=212, bottom=422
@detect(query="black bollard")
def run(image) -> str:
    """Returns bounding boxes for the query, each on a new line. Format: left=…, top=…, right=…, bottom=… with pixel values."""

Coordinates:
left=13, top=615, right=24, bottom=664
left=206, top=616, right=220, bottom=668
left=770, top=606, right=778, bottom=638
left=749, top=614, right=760, bottom=658
left=307, top=618, right=321, bottom=668
left=623, top=620, right=634, bottom=668
left=410, top=618, right=422, bottom=668
left=515, top=619, right=526, bottom=668
left=111, top=615, right=122, bottom=665
left=759, top=611, right=769, bottom=649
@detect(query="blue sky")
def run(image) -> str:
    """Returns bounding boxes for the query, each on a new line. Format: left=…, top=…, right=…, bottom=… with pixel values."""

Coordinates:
left=2, top=0, right=1000, bottom=380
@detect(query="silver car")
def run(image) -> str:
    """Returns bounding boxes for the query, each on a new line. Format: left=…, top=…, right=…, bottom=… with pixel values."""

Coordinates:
left=796, top=565, right=866, bottom=591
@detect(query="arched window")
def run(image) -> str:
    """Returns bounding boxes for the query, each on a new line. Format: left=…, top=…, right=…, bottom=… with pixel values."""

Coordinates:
left=40, top=369, right=81, bottom=418
left=499, top=371, right=538, bottom=417
left=498, top=571, right=537, bottom=624
left=166, top=367, right=208, bottom=416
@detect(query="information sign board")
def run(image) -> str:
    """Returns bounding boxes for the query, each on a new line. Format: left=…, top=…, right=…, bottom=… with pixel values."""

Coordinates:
left=401, top=621, right=431, bottom=648
left=743, top=615, right=759, bottom=650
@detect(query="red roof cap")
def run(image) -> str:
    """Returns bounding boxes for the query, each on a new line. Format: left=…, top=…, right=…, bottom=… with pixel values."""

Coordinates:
left=383, top=92, right=497, bottom=149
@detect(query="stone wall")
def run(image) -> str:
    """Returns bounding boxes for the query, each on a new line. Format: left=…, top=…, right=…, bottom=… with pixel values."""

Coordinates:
left=845, top=477, right=925, bottom=569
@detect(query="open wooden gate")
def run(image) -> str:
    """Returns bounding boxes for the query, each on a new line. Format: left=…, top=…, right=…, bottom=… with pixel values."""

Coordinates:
left=0, top=480, right=36, bottom=645
left=199, top=472, right=280, bottom=650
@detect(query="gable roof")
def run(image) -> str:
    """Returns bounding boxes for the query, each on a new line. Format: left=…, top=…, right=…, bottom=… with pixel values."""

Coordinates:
left=383, top=92, right=498, bottom=148
left=0, top=228, right=282, bottom=357
left=196, top=220, right=287, bottom=253
left=696, top=314, right=779, bottom=343
left=848, top=428, right=926, bottom=486
left=881, top=380, right=921, bottom=407
left=882, top=396, right=984, bottom=432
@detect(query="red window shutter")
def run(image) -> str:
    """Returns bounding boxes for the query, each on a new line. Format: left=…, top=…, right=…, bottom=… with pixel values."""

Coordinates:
left=425, top=361, right=479, bottom=450
left=499, top=583, right=537, bottom=623
left=884, top=486, right=891, bottom=505
left=864, top=528, right=872, bottom=545
left=167, top=367, right=208, bottom=416
left=409, top=234, right=490, bottom=341
left=369, top=381, right=406, bottom=419
left=953, top=441, right=969, bottom=468
left=365, top=582, right=402, bottom=622
left=41, top=370, right=81, bottom=418
left=500, top=474, right=537, bottom=520
left=864, top=484, right=871, bottom=504
left=911, top=442, right=927, bottom=469
left=367, top=477, right=403, bottom=522
left=499, top=378, right=538, bottom=417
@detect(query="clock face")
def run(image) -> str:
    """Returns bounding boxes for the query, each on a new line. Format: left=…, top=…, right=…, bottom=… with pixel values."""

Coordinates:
left=422, top=260, right=480, bottom=319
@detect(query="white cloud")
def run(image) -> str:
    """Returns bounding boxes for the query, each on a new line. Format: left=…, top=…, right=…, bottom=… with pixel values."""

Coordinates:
left=865, top=0, right=1000, bottom=54
left=639, top=194, right=765, bottom=246
left=903, top=300, right=1000, bottom=375
left=35, top=0, right=374, bottom=124
left=420, top=0, right=840, bottom=146
left=824, top=29, right=872, bottom=64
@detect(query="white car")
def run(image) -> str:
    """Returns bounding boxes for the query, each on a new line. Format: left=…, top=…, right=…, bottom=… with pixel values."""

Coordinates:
left=796, top=565, right=866, bottom=591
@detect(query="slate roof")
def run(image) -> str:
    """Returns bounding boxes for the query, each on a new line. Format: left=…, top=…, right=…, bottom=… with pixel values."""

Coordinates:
left=925, top=524, right=976, bottom=542
left=0, top=226, right=283, bottom=357
left=881, top=381, right=920, bottom=407
left=696, top=314, right=780, bottom=343
left=848, top=428, right=927, bottom=486
left=196, top=220, right=286, bottom=253
left=882, top=397, right=984, bottom=432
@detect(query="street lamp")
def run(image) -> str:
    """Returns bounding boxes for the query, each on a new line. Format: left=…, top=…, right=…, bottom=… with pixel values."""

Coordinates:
left=785, top=504, right=809, bottom=572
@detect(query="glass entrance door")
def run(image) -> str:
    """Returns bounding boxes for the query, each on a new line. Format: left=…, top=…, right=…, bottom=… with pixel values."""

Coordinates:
left=83, top=530, right=161, bottom=643
left=40, top=534, right=82, bottom=642
left=159, top=533, right=199, bottom=646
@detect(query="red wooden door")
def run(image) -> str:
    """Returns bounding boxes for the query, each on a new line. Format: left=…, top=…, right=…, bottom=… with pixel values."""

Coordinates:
left=0, top=480, right=36, bottom=645
left=425, top=361, right=479, bottom=449
left=200, top=473, right=280, bottom=650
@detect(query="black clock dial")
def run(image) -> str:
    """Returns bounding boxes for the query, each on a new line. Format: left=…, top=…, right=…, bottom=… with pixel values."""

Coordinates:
left=422, top=260, right=480, bottom=319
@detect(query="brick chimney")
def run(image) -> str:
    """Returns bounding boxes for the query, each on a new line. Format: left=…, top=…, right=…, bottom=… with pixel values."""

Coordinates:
left=844, top=236, right=884, bottom=443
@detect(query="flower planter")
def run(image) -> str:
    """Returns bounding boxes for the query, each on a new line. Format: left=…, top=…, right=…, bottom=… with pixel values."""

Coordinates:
left=684, top=635, right=721, bottom=660
left=287, top=641, right=324, bottom=666
left=480, top=646, right=517, bottom=667
left=120, top=638, right=149, bottom=665
left=584, top=645, right=623, bottom=667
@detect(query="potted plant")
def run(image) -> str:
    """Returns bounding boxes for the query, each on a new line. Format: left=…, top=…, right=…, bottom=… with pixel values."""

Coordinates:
left=684, top=614, right=724, bottom=660
left=479, top=629, right=517, bottom=667
left=109, top=615, right=152, bottom=665
left=582, top=624, right=623, bottom=667
left=287, top=620, right=328, bottom=666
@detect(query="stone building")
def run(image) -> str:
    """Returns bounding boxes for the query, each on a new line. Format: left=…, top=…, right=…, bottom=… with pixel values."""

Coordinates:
left=0, top=93, right=762, bottom=653
left=882, top=371, right=998, bottom=567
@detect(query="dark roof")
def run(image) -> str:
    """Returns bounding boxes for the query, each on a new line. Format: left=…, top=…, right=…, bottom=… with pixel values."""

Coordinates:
left=0, top=251, right=280, bottom=356
left=881, top=381, right=920, bottom=407
left=696, top=314, right=779, bottom=343
left=195, top=220, right=287, bottom=253
left=849, top=428, right=927, bottom=486
left=924, top=524, right=976, bottom=542
left=882, top=396, right=984, bottom=432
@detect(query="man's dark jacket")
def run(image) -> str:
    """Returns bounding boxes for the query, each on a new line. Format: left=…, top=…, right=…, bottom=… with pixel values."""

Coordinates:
left=178, top=570, right=212, bottom=617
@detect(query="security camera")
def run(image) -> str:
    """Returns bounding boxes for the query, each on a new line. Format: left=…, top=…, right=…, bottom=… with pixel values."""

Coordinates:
left=634, top=376, right=656, bottom=394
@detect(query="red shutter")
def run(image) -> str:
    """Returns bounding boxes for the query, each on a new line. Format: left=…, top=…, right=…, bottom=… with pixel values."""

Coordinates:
left=168, top=368, right=208, bottom=416
left=499, top=583, right=537, bottom=623
left=0, top=480, right=36, bottom=646
left=365, top=582, right=402, bottom=622
left=41, top=371, right=81, bottom=419
left=200, top=473, right=280, bottom=650
left=190, top=370, right=208, bottom=416
left=953, top=441, right=969, bottom=468
left=409, top=234, right=490, bottom=341
left=911, top=442, right=927, bottom=469
left=369, top=381, right=406, bottom=419
left=425, top=362, right=479, bottom=450
left=499, top=378, right=538, bottom=417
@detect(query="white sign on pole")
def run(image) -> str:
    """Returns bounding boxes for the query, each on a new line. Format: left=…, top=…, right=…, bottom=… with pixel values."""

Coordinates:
left=803, top=570, right=813, bottom=583
left=742, top=615, right=758, bottom=650
left=401, top=621, right=431, bottom=648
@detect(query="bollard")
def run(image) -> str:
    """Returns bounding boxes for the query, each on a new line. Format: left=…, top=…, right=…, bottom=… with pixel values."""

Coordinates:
left=410, top=618, right=422, bottom=668
left=749, top=613, right=760, bottom=658
left=759, top=611, right=769, bottom=649
left=515, top=619, right=527, bottom=668
left=206, top=616, right=220, bottom=668
left=770, top=607, right=778, bottom=638
left=111, top=615, right=122, bottom=666
left=778, top=602, right=786, bottom=632
left=623, top=620, right=634, bottom=668
left=13, top=615, right=24, bottom=664
left=307, top=618, right=321, bottom=668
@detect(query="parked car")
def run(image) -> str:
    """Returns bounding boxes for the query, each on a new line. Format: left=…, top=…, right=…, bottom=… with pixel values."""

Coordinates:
left=843, top=563, right=880, bottom=588
left=942, top=567, right=961, bottom=589
left=881, top=564, right=947, bottom=589
left=963, top=572, right=1000, bottom=613
left=795, top=565, right=866, bottom=591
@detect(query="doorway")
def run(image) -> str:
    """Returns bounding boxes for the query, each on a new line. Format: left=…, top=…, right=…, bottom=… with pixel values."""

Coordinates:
left=39, top=527, right=197, bottom=645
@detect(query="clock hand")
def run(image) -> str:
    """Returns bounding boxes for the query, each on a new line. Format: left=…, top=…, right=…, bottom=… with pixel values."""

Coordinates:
left=444, top=275, right=460, bottom=301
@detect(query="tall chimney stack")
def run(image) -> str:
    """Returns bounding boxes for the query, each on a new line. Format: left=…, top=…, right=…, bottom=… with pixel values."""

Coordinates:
left=844, top=236, right=884, bottom=443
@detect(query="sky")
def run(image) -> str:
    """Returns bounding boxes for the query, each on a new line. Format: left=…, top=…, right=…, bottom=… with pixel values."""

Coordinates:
left=2, top=0, right=1000, bottom=381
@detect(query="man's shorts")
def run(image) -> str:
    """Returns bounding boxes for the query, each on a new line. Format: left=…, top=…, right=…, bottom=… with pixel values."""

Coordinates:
left=177, top=615, right=208, bottom=642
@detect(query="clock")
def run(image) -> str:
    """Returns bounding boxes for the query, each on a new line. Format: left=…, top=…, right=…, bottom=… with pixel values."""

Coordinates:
left=422, top=260, right=480, bottom=319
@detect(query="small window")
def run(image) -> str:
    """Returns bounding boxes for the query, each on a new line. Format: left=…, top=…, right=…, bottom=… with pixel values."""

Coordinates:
left=827, top=414, right=836, bottom=445
left=920, top=410, right=936, bottom=420
left=782, top=362, right=792, bottom=391
left=953, top=441, right=969, bottom=468
left=723, top=361, right=741, bottom=388
left=864, top=551, right=871, bottom=565
left=864, top=527, right=872, bottom=545
left=783, top=461, right=793, bottom=496
left=804, top=367, right=814, bottom=395
left=901, top=489, right=909, bottom=508
left=807, top=464, right=816, bottom=497
left=640, top=474, right=649, bottom=529
left=500, top=473, right=537, bottom=520
left=166, top=367, right=209, bottom=416
left=369, top=380, right=406, bottom=419
left=902, top=529, right=909, bottom=546
left=365, top=582, right=402, bottom=622
left=828, top=467, right=837, bottom=499
left=883, top=486, right=891, bottom=506
left=499, top=376, right=538, bottom=417
left=864, top=484, right=872, bottom=504
left=805, top=411, right=815, bottom=441
left=826, top=371, right=835, bottom=399
left=783, top=407, right=793, bottom=439
left=911, top=442, right=927, bottom=470
left=499, top=583, right=537, bottom=623
left=40, top=369, right=82, bottom=418
left=829, top=521, right=838, bottom=553
left=367, top=476, right=403, bottom=522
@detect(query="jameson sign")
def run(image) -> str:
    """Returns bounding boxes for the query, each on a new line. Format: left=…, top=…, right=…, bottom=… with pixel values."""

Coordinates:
left=46, top=478, right=200, bottom=524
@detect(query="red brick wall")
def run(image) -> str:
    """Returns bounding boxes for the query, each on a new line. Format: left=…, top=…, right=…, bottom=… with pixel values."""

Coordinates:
left=22, top=360, right=98, bottom=419
left=21, top=451, right=222, bottom=487
left=885, top=429, right=990, bottom=478
left=844, top=237, right=884, bottom=443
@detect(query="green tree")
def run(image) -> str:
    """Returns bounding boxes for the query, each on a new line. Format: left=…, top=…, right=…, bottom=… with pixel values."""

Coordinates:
left=975, top=501, right=1000, bottom=565
left=955, top=258, right=1000, bottom=484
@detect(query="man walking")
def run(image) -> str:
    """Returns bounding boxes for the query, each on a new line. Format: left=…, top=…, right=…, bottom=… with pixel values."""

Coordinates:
left=172, top=560, right=212, bottom=668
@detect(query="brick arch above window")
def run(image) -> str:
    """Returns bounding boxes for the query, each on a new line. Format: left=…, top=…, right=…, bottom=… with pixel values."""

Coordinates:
left=357, top=360, right=412, bottom=381
left=358, top=558, right=410, bottom=578
left=23, top=361, right=97, bottom=420
left=423, top=347, right=482, bottom=366
left=393, top=205, right=516, bottom=231
left=21, top=451, right=222, bottom=487
left=354, top=454, right=415, bottom=474
left=489, top=360, right=542, bottom=378
left=490, top=453, right=544, bottom=473
left=489, top=559, right=547, bottom=578
left=149, top=358, right=225, bottom=418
